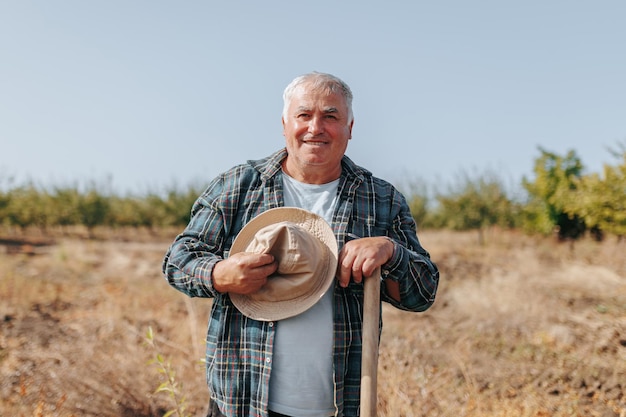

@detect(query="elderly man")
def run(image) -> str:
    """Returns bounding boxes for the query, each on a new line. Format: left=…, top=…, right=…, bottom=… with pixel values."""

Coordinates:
left=163, top=72, right=439, bottom=417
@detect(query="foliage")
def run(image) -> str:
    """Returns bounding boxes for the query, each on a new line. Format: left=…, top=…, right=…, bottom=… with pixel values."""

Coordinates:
left=1, top=145, right=626, bottom=243
left=2, top=183, right=54, bottom=230
left=397, top=177, right=430, bottom=228
left=79, top=189, right=111, bottom=235
left=145, top=327, right=192, bottom=417
left=0, top=180, right=200, bottom=232
left=50, top=187, right=82, bottom=226
left=565, top=145, right=626, bottom=239
left=430, top=169, right=518, bottom=243
left=521, top=148, right=586, bottom=240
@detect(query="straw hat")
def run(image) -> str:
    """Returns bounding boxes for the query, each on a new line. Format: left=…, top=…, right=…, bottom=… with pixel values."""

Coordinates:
left=228, top=207, right=338, bottom=321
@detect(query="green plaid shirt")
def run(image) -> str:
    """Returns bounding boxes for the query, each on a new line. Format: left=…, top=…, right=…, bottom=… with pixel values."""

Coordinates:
left=163, top=148, right=439, bottom=417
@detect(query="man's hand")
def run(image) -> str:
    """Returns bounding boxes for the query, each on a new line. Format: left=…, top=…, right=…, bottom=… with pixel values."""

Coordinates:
left=212, top=253, right=278, bottom=294
left=336, top=237, right=394, bottom=288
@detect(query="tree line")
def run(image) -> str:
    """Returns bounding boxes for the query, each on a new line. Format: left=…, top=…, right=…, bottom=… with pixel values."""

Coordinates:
left=1, top=146, right=625, bottom=241
left=412, top=144, right=626, bottom=242
left=0, top=182, right=202, bottom=235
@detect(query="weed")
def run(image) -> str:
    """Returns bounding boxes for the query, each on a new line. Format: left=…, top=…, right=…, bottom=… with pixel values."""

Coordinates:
left=145, top=326, right=191, bottom=417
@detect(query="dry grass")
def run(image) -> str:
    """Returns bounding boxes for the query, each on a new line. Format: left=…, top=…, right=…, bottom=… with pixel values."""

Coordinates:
left=0, top=229, right=625, bottom=416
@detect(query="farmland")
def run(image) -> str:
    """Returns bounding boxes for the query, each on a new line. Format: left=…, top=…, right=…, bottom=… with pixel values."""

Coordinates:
left=1, top=228, right=625, bottom=416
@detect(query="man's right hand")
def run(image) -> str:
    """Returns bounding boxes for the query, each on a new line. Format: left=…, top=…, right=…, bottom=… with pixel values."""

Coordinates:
left=212, top=252, right=278, bottom=294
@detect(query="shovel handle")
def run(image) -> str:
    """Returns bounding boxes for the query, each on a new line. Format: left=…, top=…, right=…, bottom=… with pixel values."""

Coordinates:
left=360, top=267, right=381, bottom=417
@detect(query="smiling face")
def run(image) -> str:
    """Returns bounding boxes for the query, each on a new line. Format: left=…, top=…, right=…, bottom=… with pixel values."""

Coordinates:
left=281, top=83, right=354, bottom=184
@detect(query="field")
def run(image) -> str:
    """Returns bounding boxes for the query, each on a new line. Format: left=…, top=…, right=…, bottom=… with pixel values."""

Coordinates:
left=1, top=228, right=625, bottom=417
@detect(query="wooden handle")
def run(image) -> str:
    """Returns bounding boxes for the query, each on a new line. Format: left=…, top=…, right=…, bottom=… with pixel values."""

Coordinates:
left=360, top=267, right=381, bottom=417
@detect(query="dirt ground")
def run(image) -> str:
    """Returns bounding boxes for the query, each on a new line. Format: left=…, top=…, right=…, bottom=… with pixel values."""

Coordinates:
left=0, top=228, right=625, bottom=417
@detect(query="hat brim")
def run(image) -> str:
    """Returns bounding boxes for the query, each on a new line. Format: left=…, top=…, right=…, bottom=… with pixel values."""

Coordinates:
left=228, top=207, right=338, bottom=321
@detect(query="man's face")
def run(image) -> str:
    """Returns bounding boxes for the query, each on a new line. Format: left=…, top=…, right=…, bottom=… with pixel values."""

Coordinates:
left=282, top=85, right=353, bottom=183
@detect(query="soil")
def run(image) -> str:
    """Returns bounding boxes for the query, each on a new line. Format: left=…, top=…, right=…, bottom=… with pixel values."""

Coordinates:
left=0, top=229, right=625, bottom=416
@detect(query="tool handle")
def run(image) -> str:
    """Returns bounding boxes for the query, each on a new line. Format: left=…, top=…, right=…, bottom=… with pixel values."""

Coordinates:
left=360, top=267, right=381, bottom=417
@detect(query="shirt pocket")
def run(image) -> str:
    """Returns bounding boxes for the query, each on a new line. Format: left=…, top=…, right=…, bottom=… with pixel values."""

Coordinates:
left=347, top=213, right=388, bottom=239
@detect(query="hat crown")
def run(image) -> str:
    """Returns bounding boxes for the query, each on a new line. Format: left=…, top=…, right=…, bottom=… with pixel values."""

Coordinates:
left=245, top=221, right=327, bottom=302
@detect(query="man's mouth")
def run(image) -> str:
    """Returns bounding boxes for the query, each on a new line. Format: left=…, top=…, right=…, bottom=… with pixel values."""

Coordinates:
left=302, top=139, right=328, bottom=146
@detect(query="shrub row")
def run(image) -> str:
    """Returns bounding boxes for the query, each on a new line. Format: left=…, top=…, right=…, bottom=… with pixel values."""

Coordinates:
left=1, top=145, right=624, bottom=241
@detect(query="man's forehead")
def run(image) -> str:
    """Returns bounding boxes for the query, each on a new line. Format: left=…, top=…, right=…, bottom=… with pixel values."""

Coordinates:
left=291, top=90, right=348, bottom=111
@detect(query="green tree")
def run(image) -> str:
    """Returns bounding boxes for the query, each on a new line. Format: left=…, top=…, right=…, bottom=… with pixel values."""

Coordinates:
left=397, top=177, right=430, bottom=228
left=107, top=195, right=150, bottom=228
left=522, top=148, right=586, bottom=240
left=4, top=184, right=54, bottom=231
left=50, top=187, right=82, bottom=228
left=433, top=170, right=516, bottom=244
left=566, top=144, right=626, bottom=240
left=78, top=189, right=110, bottom=236
left=0, top=189, right=9, bottom=226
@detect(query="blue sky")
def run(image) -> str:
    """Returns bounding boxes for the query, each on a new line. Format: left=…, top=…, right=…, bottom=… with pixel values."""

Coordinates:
left=1, top=1, right=625, bottom=195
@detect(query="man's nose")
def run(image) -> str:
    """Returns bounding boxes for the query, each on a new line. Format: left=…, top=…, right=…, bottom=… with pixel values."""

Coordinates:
left=308, top=116, right=324, bottom=135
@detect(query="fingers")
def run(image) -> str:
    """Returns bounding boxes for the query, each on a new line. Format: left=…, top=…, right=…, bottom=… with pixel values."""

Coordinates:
left=337, top=255, right=377, bottom=287
left=246, top=252, right=277, bottom=269
left=230, top=252, right=277, bottom=273
left=336, top=237, right=394, bottom=287
left=338, top=261, right=358, bottom=288
left=213, top=252, right=278, bottom=294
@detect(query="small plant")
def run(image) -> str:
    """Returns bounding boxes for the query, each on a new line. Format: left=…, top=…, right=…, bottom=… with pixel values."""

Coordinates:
left=145, top=326, right=191, bottom=417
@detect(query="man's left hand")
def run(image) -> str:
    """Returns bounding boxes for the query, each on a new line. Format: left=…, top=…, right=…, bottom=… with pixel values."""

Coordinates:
left=336, top=237, right=394, bottom=288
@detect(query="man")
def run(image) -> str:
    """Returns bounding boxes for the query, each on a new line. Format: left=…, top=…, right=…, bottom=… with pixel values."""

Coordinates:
left=163, top=72, right=439, bottom=417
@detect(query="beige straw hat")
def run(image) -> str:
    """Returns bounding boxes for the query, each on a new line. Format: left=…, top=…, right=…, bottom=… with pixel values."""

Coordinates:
left=228, top=207, right=338, bottom=321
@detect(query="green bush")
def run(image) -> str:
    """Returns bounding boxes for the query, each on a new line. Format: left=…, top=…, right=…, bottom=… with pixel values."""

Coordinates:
left=1, top=146, right=625, bottom=243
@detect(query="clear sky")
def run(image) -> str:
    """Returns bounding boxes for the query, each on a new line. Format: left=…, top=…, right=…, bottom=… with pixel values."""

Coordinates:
left=1, top=1, right=625, bottom=195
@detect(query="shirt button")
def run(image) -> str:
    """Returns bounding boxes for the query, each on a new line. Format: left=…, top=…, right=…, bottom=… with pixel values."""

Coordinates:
left=268, top=322, right=274, bottom=327
left=266, top=357, right=271, bottom=363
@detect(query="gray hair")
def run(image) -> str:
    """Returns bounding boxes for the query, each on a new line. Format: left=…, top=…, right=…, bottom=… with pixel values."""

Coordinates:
left=282, top=72, right=354, bottom=123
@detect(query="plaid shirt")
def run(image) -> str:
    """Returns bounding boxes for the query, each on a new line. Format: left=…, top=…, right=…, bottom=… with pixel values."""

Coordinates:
left=163, top=149, right=439, bottom=417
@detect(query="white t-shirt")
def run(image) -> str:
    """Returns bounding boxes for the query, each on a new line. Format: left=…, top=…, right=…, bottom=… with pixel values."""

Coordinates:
left=267, top=173, right=339, bottom=417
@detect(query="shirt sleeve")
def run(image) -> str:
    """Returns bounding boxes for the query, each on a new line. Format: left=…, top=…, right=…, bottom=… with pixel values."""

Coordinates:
left=162, top=175, right=228, bottom=299
left=380, top=189, right=440, bottom=312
